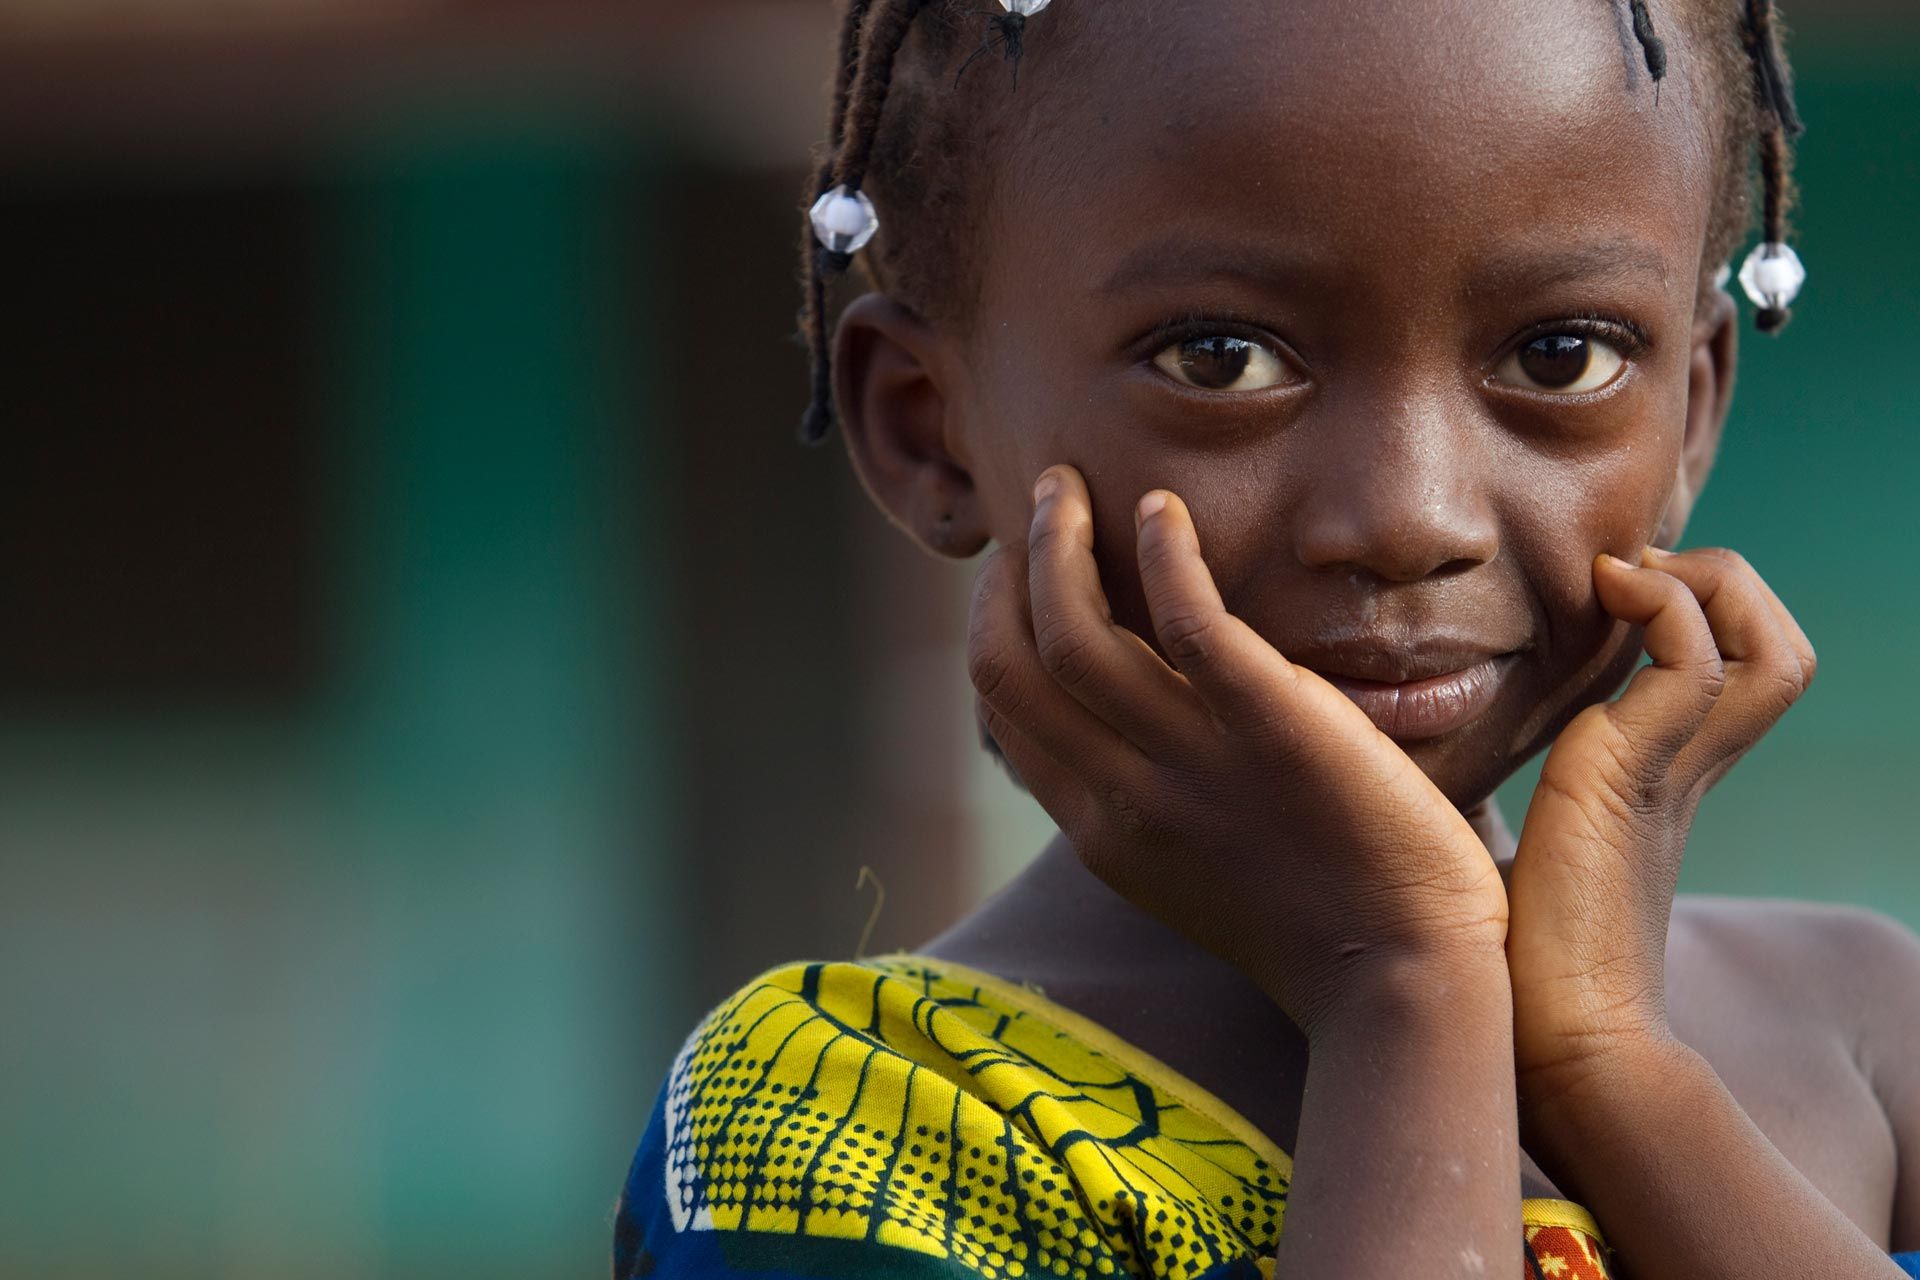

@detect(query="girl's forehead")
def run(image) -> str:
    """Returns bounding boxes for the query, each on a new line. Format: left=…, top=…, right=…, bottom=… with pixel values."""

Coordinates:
left=991, top=0, right=1715, bottom=281
left=1025, top=0, right=1699, bottom=118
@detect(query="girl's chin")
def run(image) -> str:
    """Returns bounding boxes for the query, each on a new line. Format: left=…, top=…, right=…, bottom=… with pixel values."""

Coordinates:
left=1406, top=742, right=1525, bottom=817
left=1412, top=636, right=1646, bottom=807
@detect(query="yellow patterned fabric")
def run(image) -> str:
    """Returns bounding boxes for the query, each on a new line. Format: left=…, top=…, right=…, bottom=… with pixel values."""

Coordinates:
left=613, top=956, right=1612, bottom=1279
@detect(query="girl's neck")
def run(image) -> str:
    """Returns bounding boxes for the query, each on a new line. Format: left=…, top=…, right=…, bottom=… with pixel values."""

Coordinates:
left=916, top=795, right=1519, bottom=1160
left=925, top=793, right=1517, bottom=984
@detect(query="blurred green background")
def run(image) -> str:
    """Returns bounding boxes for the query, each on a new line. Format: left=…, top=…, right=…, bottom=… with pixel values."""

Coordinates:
left=0, top=5, right=1913, bottom=1279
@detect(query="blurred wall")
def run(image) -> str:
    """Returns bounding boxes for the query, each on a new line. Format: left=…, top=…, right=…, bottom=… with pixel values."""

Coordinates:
left=3, top=135, right=680, bottom=1280
left=0, top=5, right=1914, bottom=1280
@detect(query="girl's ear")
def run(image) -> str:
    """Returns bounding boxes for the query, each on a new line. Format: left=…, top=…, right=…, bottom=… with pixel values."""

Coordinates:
left=1656, top=286, right=1738, bottom=547
left=832, top=293, right=989, bottom=559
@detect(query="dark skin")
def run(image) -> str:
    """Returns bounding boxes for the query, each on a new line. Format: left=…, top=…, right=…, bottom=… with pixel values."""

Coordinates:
left=830, top=0, right=1920, bottom=1274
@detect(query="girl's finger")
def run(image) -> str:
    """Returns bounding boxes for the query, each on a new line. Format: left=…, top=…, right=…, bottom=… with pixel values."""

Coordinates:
left=1684, top=546, right=1817, bottom=688
left=1591, top=553, right=1724, bottom=769
left=973, top=695, right=1094, bottom=834
left=1643, top=547, right=1812, bottom=788
left=967, top=543, right=1149, bottom=787
left=1026, top=464, right=1205, bottom=756
left=1132, top=490, right=1378, bottom=768
left=1133, top=489, right=1295, bottom=728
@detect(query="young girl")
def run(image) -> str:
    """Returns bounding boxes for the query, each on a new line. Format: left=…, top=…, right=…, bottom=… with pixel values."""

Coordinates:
left=616, top=0, right=1920, bottom=1275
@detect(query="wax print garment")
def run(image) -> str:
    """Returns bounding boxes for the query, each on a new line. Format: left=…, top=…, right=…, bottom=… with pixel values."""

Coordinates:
left=612, top=956, right=1906, bottom=1279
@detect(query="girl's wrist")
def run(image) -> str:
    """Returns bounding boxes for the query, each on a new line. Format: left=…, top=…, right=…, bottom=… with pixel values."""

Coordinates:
left=1295, top=942, right=1513, bottom=1044
left=1517, top=1029, right=1701, bottom=1160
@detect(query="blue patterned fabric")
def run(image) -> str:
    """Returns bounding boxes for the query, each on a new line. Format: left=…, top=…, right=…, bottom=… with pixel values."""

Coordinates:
left=612, top=959, right=1920, bottom=1280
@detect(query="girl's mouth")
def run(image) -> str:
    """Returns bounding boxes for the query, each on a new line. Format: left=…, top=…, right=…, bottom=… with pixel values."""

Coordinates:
left=1307, top=653, right=1519, bottom=741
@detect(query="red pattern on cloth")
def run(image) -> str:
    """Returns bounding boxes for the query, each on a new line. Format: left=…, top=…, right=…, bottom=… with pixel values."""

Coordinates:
left=1525, top=1223, right=1612, bottom=1279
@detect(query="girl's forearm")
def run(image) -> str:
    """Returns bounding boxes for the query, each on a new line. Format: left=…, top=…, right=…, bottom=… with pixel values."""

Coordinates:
left=1272, top=953, right=1521, bottom=1279
left=1522, top=1038, right=1903, bottom=1280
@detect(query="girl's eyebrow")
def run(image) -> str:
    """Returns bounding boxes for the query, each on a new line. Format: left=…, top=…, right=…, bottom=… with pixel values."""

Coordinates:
left=1471, top=239, right=1671, bottom=295
left=1093, top=236, right=1670, bottom=298
left=1095, top=237, right=1336, bottom=297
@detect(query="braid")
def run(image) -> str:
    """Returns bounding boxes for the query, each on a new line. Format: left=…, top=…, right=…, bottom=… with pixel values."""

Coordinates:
left=1758, top=128, right=1793, bottom=253
left=830, top=0, right=877, bottom=150
left=800, top=0, right=882, bottom=445
left=835, top=0, right=933, bottom=194
left=799, top=245, right=840, bottom=445
left=1740, top=0, right=1803, bottom=332
left=1627, top=0, right=1668, bottom=83
left=799, top=0, right=935, bottom=445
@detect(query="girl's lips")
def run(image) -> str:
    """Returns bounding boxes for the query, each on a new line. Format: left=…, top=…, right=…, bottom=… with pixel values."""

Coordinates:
left=1309, top=653, right=1517, bottom=741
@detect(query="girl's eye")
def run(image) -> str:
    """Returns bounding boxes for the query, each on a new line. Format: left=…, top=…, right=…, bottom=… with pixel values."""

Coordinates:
left=1152, top=335, right=1293, bottom=392
left=1493, top=333, right=1627, bottom=394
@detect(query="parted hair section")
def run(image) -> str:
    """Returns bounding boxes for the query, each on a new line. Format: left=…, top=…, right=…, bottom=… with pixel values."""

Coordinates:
left=795, top=0, right=1807, bottom=445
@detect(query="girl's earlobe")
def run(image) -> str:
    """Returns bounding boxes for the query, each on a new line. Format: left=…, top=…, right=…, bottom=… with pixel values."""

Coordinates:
left=832, top=293, right=989, bottom=559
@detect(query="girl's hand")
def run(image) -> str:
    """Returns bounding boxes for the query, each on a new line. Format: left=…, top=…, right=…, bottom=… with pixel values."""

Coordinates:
left=1507, top=546, right=1816, bottom=1105
left=967, top=464, right=1510, bottom=1033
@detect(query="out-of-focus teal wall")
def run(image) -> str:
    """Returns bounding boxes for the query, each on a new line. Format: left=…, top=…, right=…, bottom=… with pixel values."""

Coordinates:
left=1, top=128, right=684, bottom=1279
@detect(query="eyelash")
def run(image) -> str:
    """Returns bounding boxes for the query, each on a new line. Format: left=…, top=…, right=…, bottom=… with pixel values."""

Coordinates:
left=1135, top=314, right=1304, bottom=381
left=1140, top=313, right=1286, bottom=352
left=1506, top=312, right=1652, bottom=362
left=1133, top=312, right=1654, bottom=384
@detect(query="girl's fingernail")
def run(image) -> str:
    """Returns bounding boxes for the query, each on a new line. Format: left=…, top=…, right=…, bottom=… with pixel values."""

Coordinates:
left=1135, top=491, right=1168, bottom=530
left=1032, top=470, right=1059, bottom=506
left=1602, top=554, right=1634, bottom=571
left=1643, top=544, right=1675, bottom=560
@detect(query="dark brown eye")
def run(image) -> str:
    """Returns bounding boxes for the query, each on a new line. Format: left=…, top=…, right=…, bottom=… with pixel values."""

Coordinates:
left=1521, top=335, right=1588, bottom=385
left=1152, top=335, right=1290, bottom=392
left=1494, top=333, right=1625, bottom=394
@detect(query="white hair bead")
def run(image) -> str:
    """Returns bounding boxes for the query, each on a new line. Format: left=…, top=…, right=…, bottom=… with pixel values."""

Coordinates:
left=809, top=185, right=879, bottom=256
left=1000, top=0, right=1051, bottom=14
left=1737, top=240, right=1806, bottom=312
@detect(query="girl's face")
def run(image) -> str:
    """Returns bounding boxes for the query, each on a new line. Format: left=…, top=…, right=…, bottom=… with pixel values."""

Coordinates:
left=839, top=0, right=1739, bottom=809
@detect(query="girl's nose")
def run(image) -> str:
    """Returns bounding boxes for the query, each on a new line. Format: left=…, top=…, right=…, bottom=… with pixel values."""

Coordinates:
left=1289, top=402, right=1500, bottom=583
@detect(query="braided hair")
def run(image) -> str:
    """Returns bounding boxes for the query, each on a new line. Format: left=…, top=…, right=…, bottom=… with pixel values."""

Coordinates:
left=797, top=0, right=1806, bottom=443
left=799, top=0, right=935, bottom=445
left=1740, top=0, right=1807, bottom=331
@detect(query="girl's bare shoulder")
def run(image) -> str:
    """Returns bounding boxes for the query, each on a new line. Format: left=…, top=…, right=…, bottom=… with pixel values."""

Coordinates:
left=1668, top=894, right=1920, bottom=1232
left=1670, top=892, right=1920, bottom=1034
